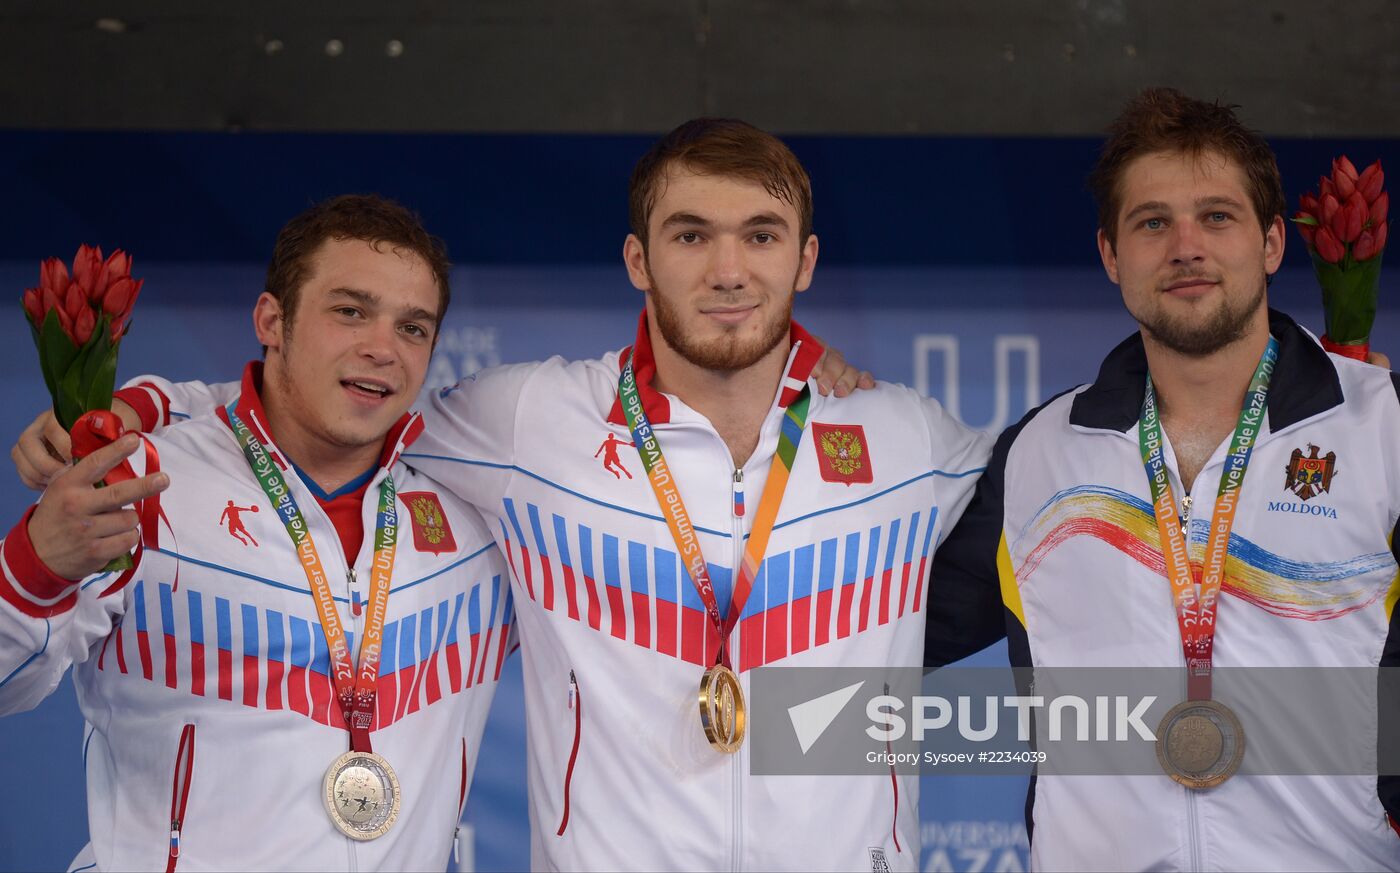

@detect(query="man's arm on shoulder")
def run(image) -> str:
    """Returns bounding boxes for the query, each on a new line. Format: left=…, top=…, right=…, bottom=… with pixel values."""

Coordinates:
left=404, top=362, right=542, bottom=510
left=11, top=374, right=236, bottom=490
left=923, top=416, right=1008, bottom=669
left=922, top=391, right=1066, bottom=669
left=112, top=374, right=239, bottom=432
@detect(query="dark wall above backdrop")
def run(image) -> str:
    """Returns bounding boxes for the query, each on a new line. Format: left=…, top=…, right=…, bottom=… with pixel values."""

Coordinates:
left=0, top=131, right=1391, bottom=275
left=2, top=0, right=1398, bottom=137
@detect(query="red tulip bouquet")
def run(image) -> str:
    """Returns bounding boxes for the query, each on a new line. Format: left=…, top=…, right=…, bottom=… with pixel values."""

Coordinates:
left=21, top=245, right=146, bottom=572
left=1292, top=157, right=1389, bottom=360
left=21, top=244, right=142, bottom=430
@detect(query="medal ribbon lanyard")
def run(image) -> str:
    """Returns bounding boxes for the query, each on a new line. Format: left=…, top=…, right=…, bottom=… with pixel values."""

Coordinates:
left=225, top=403, right=397, bottom=753
left=1138, top=337, right=1278, bottom=702
left=618, top=360, right=811, bottom=669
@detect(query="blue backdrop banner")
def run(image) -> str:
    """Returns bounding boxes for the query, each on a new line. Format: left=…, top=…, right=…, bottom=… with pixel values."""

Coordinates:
left=0, top=131, right=1394, bottom=873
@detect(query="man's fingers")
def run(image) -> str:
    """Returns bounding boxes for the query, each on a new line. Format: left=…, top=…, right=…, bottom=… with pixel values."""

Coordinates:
left=13, top=415, right=67, bottom=488
left=15, top=436, right=64, bottom=481
left=70, top=434, right=144, bottom=487
left=84, top=508, right=142, bottom=539
left=832, top=364, right=859, bottom=397
left=808, top=339, right=874, bottom=397
left=1368, top=350, right=1391, bottom=369
left=41, top=414, right=72, bottom=461
left=12, top=443, right=53, bottom=490
left=85, top=529, right=142, bottom=567
left=831, top=365, right=875, bottom=398
left=812, top=347, right=847, bottom=396
left=91, top=471, right=170, bottom=512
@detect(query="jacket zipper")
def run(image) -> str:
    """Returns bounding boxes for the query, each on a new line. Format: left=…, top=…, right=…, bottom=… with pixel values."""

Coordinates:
left=730, top=465, right=745, bottom=873
left=1186, top=787, right=1202, bottom=869
left=319, top=477, right=370, bottom=872
left=557, top=670, right=582, bottom=835
left=884, top=683, right=902, bottom=854
left=165, top=724, right=196, bottom=873
left=1180, top=472, right=1202, bottom=870
left=453, top=737, right=469, bottom=864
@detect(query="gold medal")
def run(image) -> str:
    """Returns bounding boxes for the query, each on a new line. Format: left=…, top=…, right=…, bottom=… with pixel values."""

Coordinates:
left=1155, top=699, right=1245, bottom=790
left=698, top=664, right=746, bottom=753
left=323, top=750, right=401, bottom=840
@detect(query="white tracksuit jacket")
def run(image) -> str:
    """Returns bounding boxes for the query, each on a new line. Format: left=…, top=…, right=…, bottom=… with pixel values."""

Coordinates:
left=127, top=315, right=992, bottom=871
left=927, top=311, right=1400, bottom=871
left=0, top=364, right=512, bottom=872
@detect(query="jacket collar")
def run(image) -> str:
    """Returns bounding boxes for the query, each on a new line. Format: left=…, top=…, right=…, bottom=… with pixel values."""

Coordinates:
left=605, top=310, right=825, bottom=426
left=217, top=361, right=424, bottom=471
left=1069, top=308, right=1343, bottom=434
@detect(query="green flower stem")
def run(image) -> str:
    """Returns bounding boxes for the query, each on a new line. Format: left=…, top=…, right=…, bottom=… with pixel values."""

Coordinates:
left=1313, top=251, right=1384, bottom=345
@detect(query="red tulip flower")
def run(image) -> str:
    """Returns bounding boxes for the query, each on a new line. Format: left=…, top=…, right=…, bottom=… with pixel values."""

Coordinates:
left=1293, top=157, right=1388, bottom=359
left=20, top=244, right=144, bottom=429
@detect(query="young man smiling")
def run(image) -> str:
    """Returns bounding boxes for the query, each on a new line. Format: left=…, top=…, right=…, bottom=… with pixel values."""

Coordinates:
left=926, top=88, right=1400, bottom=871
left=56, top=121, right=988, bottom=870
left=0, top=196, right=512, bottom=870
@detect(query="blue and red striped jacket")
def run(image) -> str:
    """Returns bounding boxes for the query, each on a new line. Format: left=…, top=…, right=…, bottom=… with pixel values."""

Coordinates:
left=406, top=314, right=990, bottom=871
left=0, top=363, right=511, bottom=872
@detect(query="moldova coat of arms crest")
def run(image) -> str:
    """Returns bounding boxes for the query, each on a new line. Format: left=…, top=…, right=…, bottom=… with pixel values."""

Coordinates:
left=1284, top=444, right=1336, bottom=501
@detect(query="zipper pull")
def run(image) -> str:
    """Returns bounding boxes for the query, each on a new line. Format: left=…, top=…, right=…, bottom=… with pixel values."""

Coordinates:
left=170, top=820, right=182, bottom=858
left=453, top=826, right=461, bottom=864
left=1180, top=495, right=1193, bottom=537
left=349, top=569, right=362, bottom=616
left=732, top=468, right=745, bottom=519
left=568, top=670, right=578, bottom=710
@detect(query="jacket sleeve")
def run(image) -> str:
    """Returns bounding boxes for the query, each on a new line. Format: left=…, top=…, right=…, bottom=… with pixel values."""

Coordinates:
left=923, top=419, right=1014, bottom=669
left=919, top=393, right=995, bottom=539
left=923, top=388, right=1072, bottom=670
left=114, top=375, right=240, bottom=432
left=0, top=508, right=129, bottom=715
left=403, top=362, right=543, bottom=512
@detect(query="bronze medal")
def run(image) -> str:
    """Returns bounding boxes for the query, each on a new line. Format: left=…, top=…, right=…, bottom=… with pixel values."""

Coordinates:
left=699, top=664, right=746, bottom=753
left=323, top=750, right=401, bottom=840
left=1155, top=699, right=1245, bottom=790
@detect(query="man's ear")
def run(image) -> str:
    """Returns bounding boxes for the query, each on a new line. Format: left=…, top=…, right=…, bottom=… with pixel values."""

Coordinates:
left=1263, top=214, right=1286, bottom=274
left=1097, top=228, right=1121, bottom=285
left=623, top=234, right=651, bottom=293
left=794, top=233, right=819, bottom=294
left=253, top=292, right=287, bottom=352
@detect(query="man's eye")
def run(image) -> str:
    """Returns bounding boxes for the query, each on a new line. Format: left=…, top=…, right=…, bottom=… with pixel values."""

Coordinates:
left=1143, top=218, right=1165, bottom=231
left=337, top=306, right=363, bottom=318
left=1208, top=211, right=1229, bottom=223
left=752, top=232, right=775, bottom=244
left=401, top=323, right=427, bottom=337
left=678, top=232, right=701, bottom=244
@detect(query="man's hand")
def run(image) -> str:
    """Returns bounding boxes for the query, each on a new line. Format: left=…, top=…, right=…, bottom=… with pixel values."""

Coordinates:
left=28, top=433, right=168, bottom=581
left=1369, top=350, right=1392, bottom=369
left=11, top=400, right=141, bottom=490
left=812, top=345, right=876, bottom=398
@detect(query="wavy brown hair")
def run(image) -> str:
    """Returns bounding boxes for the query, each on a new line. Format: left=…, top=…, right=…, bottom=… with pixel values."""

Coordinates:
left=629, top=118, right=813, bottom=249
left=265, top=194, right=450, bottom=331
left=1090, top=88, right=1285, bottom=248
